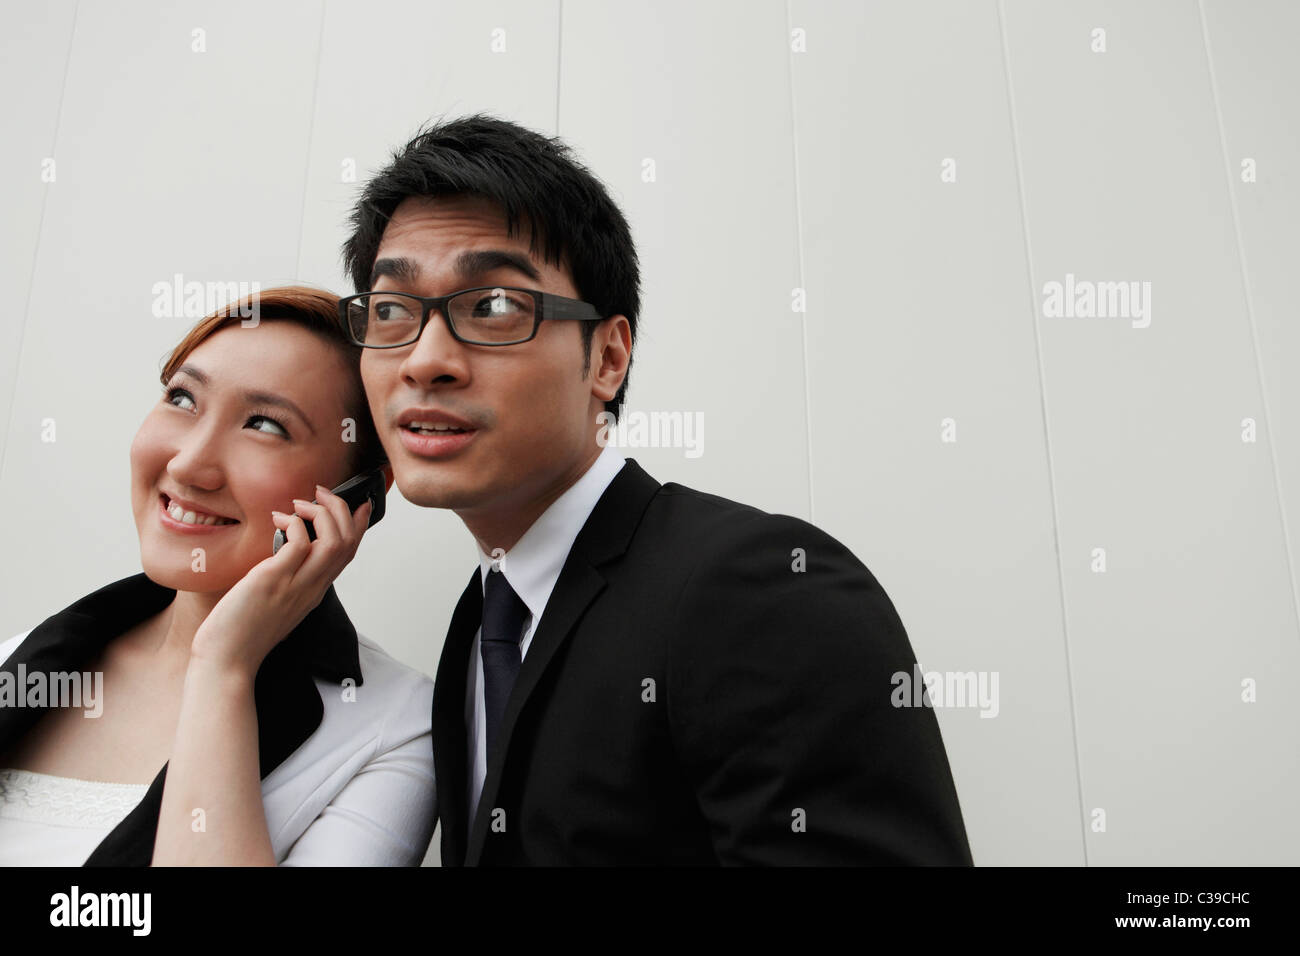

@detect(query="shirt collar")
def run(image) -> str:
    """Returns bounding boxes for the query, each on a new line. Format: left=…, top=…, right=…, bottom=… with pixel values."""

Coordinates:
left=474, top=443, right=627, bottom=619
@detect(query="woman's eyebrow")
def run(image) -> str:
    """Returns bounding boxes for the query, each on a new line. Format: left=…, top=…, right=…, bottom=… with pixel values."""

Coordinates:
left=174, top=364, right=317, bottom=436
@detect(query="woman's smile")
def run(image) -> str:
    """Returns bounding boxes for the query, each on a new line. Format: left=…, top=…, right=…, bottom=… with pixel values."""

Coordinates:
left=158, top=492, right=241, bottom=532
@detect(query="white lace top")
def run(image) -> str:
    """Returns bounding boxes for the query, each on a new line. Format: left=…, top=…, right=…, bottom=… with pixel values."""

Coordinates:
left=0, top=768, right=149, bottom=866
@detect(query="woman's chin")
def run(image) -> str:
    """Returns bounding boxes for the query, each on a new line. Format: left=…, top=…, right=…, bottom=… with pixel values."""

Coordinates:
left=139, top=554, right=243, bottom=594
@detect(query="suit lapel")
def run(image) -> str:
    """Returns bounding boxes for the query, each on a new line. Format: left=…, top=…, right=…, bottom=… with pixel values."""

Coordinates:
left=0, top=577, right=174, bottom=752
left=430, top=567, right=482, bottom=867
left=463, top=457, right=662, bottom=864
left=0, top=572, right=363, bottom=867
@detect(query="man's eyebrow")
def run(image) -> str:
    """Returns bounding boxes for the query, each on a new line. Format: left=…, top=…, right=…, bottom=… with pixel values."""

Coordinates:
left=368, top=249, right=542, bottom=289
left=173, top=364, right=317, bottom=436
left=454, top=249, right=541, bottom=283
left=369, top=256, right=420, bottom=289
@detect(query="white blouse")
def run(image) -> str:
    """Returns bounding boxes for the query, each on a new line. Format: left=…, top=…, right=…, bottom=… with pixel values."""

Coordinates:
left=0, top=768, right=148, bottom=866
left=0, top=629, right=437, bottom=866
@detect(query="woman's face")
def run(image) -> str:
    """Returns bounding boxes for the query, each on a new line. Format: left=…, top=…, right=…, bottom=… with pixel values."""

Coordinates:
left=130, top=322, right=359, bottom=594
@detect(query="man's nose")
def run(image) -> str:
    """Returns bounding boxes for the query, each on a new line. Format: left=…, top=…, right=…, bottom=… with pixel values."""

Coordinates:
left=400, top=305, right=472, bottom=384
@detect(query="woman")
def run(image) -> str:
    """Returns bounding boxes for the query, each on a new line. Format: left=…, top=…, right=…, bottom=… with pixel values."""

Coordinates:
left=0, top=286, right=435, bottom=865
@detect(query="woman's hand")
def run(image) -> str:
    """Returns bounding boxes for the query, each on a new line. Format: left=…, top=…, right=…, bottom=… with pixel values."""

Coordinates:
left=190, top=485, right=373, bottom=679
left=154, top=485, right=371, bottom=866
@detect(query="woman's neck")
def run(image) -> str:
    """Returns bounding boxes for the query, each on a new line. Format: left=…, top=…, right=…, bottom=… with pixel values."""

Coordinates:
left=129, top=590, right=225, bottom=661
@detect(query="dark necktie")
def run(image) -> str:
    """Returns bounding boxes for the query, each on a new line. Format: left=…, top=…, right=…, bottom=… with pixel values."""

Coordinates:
left=481, top=567, right=529, bottom=767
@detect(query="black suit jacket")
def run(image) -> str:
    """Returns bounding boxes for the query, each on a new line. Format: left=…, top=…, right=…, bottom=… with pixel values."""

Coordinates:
left=432, top=458, right=974, bottom=865
left=0, top=573, right=363, bottom=866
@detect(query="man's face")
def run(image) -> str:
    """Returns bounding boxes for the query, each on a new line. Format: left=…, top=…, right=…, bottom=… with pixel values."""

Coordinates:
left=359, top=194, right=609, bottom=545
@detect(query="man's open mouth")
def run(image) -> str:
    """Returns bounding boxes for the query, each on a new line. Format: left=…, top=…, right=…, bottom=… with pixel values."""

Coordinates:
left=403, top=423, right=474, bottom=435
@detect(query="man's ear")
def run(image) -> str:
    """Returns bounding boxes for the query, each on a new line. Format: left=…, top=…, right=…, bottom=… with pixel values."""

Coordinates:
left=381, top=462, right=395, bottom=494
left=591, top=314, right=632, bottom=402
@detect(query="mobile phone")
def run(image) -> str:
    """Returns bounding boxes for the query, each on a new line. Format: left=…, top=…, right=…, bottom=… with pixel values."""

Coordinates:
left=272, top=467, right=387, bottom=554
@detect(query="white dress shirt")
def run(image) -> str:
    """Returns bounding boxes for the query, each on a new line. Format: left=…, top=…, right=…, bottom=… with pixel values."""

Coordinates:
left=0, top=628, right=436, bottom=866
left=465, top=443, right=626, bottom=825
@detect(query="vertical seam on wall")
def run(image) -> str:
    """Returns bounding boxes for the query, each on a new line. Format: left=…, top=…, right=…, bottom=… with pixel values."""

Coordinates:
left=293, top=0, right=328, bottom=281
left=1197, top=0, right=1300, bottom=642
left=995, top=0, right=1090, bottom=866
left=784, top=0, right=814, bottom=523
left=556, top=0, right=564, bottom=133
left=0, top=0, right=80, bottom=491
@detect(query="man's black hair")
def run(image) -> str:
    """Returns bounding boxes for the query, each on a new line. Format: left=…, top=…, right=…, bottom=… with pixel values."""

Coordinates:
left=342, top=112, right=640, bottom=421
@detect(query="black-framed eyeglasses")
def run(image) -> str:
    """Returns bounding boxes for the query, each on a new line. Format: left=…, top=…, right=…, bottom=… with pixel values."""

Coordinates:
left=339, top=287, right=605, bottom=348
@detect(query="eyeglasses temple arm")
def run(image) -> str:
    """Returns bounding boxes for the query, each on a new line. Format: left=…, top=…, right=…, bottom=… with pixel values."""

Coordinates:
left=540, top=292, right=603, bottom=322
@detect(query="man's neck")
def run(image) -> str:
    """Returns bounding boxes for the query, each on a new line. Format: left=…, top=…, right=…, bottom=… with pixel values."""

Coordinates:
left=458, top=445, right=603, bottom=556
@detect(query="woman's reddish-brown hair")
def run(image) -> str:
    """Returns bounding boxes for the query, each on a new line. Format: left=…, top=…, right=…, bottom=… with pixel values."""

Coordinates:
left=158, top=285, right=386, bottom=475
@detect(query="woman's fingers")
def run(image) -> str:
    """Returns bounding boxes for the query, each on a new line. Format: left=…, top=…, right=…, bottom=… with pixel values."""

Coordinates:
left=353, top=498, right=374, bottom=536
left=270, top=510, right=312, bottom=574
left=291, top=496, right=334, bottom=547
left=291, top=492, right=343, bottom=556
left=288, top=487, right=366, bottom=582
left=314, top=485, right=359, bottom=550
left=312, top=485, right=372, bottom=555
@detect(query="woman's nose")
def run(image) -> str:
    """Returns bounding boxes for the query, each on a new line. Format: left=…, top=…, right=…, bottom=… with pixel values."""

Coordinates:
left=164, top=428, right=226, bottom=490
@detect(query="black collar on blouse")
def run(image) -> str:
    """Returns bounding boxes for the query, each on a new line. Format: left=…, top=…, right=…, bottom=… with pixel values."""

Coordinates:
left=0, top=571, right=365, bottom=866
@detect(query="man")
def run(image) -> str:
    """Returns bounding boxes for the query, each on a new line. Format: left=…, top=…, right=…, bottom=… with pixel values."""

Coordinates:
left=343, top=113, right=973, bottom=865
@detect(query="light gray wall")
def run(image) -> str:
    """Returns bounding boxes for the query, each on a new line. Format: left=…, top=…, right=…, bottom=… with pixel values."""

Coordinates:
left=1, top=0, right=1296, bottom=866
